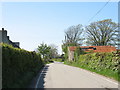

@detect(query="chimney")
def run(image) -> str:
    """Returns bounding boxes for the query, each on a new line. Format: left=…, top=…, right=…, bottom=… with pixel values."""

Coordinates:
left=2, top=28, right=4, bottom=31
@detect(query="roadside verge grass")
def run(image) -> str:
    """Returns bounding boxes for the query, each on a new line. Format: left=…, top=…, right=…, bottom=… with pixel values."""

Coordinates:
left=64, top=52, right=120, bottom=82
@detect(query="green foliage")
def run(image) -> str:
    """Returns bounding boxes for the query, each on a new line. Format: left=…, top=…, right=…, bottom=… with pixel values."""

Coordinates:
left=2, top=43, right=44, bottom=88
left=79, top=52, right=119, bottom=72
left=37, top=43, right=51, bottom=59
left=62, top=43, right=79, bottom=61
left=61, top=44, right=68, bottom=60
left=74, top=47, right=86, bottom=61
left=64, top=52, right=120, bottom=81
left=52, top=58, right=63, bottom=62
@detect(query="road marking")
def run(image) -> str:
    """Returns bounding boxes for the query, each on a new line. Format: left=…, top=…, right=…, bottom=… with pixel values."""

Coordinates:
left=35, top=66, right=46, bottom=89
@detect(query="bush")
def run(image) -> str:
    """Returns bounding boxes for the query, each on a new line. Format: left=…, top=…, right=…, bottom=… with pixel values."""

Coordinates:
left=1, top=43, right=44, bottom=88
left=74, top=47, right=86, bottom=61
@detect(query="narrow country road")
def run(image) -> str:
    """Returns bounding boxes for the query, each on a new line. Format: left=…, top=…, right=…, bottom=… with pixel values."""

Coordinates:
left=35, top=62, right=118, bottom=89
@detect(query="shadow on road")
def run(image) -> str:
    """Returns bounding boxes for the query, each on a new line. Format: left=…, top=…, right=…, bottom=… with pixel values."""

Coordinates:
left=28, top=65, right=49, bottom=89
left=36, top=65, right=49, bottom=88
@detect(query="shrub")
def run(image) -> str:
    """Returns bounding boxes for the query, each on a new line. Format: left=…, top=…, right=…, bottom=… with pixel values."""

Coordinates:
left=1, top=43, right=44, bottom=88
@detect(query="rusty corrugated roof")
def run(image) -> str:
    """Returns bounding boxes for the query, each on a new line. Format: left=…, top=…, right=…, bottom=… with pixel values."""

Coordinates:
left=68, top=46, right=116, bottom=52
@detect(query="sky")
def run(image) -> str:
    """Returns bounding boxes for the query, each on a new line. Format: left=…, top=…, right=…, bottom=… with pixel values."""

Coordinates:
left=0, top=1, right=118, bottom=54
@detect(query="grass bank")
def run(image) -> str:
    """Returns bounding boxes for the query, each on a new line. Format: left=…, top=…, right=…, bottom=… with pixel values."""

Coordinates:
left=64, top=52, right=120, bottom=81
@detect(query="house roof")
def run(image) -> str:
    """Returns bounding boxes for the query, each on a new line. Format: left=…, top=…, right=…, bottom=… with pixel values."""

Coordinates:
left=68, top=46, right=116, bottom=52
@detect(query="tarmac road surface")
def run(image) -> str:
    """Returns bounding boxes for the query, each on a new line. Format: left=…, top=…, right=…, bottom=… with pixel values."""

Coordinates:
left=35, top=62, right=119, bottom=89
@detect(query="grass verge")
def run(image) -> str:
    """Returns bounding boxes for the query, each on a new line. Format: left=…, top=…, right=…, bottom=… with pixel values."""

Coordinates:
left=64, top=60, right=119, bottom=82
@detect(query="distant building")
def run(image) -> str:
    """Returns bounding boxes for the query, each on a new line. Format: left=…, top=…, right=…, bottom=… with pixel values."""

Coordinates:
left=0, top=28, right=20, bottom=48
left=68, top=46, right=117, bottom=61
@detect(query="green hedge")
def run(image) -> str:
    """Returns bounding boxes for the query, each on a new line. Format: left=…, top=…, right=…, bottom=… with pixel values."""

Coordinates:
left=2, top=43, right=44, bottom=88
left=65, top=52, right=120, bottom=81
left=79, top=52, right=119, bottom=71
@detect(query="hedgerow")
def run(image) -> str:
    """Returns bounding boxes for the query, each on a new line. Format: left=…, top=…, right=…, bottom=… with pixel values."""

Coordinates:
left=79, top=52, right=119, bottom=71
left=2, top=43, right=44, bottom=88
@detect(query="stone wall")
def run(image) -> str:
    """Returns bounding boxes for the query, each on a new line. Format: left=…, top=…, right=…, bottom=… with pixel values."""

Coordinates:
left=68, top=47, right=74, bottom=61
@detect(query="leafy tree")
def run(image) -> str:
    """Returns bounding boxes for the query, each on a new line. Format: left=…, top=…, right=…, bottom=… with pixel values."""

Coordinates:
left=37, top=43, right=51, bottom=59
left=37, top=43, right=59, bottom=61
left=86, top=19, right=119, bottom=46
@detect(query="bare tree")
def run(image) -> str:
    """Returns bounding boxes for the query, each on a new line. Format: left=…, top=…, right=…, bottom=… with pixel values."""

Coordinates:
left=86, top=19, right=119, bottom=46
left=63, top=24, right=84, bottom=46
left=49, top=44, right=58, bottom=58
